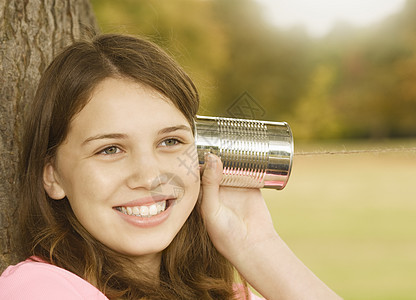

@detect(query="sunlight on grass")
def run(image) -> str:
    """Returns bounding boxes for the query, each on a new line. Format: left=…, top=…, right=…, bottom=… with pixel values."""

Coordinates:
left=263, top=139, right=416, bottom=300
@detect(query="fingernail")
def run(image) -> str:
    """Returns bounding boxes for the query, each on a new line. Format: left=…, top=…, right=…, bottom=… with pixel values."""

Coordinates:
left=204, top=151, right=211, bottom=161
left=205, top=153, right=215, bottom=169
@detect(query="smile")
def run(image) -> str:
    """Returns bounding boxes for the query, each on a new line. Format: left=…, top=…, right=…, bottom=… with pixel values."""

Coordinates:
left=115, top=201, right=167, bottom=217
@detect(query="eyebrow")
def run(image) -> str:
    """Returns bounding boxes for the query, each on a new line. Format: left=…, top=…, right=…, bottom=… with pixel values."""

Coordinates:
left=82, top=133, right=128, bottom=145
left=82, top=125, right=192, bottom=145
left=157, top=125, right=192, bottom=135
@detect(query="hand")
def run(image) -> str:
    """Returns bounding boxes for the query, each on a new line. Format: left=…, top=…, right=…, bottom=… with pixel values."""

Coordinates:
left=200, top=153, right=342, bottom=300
left=199, top=153, right=279, bottom=261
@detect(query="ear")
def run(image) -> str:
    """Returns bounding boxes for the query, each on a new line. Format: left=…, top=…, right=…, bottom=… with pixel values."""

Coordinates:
left=43, top=163, right=66, bottom=200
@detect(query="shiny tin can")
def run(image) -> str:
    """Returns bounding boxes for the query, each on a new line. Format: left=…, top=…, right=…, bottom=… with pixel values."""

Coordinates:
left=195, top=115, right=293, bottom=190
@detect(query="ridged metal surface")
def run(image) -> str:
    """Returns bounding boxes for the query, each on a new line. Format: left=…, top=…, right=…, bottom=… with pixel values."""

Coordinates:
left=218, top=118, right=268, bottom=188
left=195, top=115, right=293, bottom=190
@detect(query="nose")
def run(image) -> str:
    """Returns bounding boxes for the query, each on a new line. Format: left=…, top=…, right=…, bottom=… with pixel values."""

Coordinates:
left=126, top=151, right=163, bottom=190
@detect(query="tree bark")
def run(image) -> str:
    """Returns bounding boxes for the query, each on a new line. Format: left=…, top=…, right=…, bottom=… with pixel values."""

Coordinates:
left=0, top=0, right=98, bottom=273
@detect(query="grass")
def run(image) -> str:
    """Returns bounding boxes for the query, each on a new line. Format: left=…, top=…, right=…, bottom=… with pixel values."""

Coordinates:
left=262, top=139, right=416, bottom=299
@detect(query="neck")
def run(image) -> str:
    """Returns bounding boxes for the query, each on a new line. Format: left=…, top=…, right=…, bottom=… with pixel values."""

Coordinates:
left=132, top=252, right=162, bottom=280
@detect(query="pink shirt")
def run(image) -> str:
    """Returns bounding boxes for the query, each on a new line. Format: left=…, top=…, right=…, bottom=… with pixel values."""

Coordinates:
left=0, top=257, right=263, bottom=299
left=0, top=257, right=108, bottom=300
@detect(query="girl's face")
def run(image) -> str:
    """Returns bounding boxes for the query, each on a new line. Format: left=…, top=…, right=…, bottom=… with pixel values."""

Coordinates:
left=44, top=77, right=200, bottom=260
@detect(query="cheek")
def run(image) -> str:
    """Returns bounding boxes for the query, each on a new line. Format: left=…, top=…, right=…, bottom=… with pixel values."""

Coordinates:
left=180, top=158, right=201, bottom=209
left=171, top=145, right=200, bottom=183
left=159, top=150, right=200, bottom=206
left=60, top=162, right=124, bottom=207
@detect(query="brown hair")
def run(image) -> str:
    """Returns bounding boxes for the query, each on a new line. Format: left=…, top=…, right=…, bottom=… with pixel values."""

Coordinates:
left=18, top=34, right=242, bottom=299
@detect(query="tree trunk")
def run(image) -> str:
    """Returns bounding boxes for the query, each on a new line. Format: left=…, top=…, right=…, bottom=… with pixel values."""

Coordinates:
left=0, top=0, right=98, bottom=273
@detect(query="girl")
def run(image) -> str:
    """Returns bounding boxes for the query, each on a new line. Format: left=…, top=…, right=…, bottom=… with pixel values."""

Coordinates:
left=0, top=34, right=340, bottom=300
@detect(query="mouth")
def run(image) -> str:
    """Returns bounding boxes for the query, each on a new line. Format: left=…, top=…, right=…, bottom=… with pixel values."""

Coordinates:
left=114, top=200, right=173, bottom=218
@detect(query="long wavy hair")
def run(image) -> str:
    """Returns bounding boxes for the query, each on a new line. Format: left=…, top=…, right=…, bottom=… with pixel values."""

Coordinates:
left=18, top=34, right=244, bottom=299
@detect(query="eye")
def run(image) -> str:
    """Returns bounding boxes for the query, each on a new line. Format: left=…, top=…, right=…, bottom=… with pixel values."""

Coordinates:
left=159, top=138, right=182, bottom=147
left=98, top=146, right=122, bottom=155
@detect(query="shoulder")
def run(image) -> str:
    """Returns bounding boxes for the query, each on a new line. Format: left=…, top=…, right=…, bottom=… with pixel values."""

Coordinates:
left=0, top=257, right=108, bottom=300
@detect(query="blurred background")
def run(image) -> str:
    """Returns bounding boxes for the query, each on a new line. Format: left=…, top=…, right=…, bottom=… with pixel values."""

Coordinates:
left=90, top=0, right=416, bottom=298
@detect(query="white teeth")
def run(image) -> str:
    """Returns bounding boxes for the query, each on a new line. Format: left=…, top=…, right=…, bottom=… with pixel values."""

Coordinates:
left=140, top=206, right=149, bottom=217
left=157, top=202, right=163, bottom=213
left=149, top=204, right=157, bottom=216
left=118, top=200, right=167, bottom=217
left=132, top=207, right=140, bottom=215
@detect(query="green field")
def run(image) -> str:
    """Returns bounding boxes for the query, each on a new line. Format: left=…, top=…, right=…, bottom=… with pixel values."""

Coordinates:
left=263, top=139, right=416, bottom=300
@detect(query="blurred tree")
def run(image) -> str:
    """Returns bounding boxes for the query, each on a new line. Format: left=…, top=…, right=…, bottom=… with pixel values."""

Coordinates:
left=292, top=64, right=342, bottom=139
left=91, top=0, right=416, bottom=139
left=210, top=0, right=313, bottom=119
left=318, top=0, right=416, bottom=138
left=0, top=0, right=97, bottom=273
left=91, top=0, right=229, bottom=108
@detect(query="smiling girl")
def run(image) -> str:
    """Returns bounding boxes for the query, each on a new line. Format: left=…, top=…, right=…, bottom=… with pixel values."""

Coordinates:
left=0, top=34, right=340, bottom=300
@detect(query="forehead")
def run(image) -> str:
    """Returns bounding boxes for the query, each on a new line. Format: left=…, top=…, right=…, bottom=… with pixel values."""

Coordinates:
left=68, top=77, right=190, bottom=135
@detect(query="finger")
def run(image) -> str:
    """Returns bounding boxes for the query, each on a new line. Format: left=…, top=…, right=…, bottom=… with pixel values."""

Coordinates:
left=201, top=153, right=222, bottom=185
left=200, top=153, right=223, bottom=216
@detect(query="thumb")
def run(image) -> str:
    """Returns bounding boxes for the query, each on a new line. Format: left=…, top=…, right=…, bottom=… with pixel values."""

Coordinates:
left=200, top=153, right=223, bottom=216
